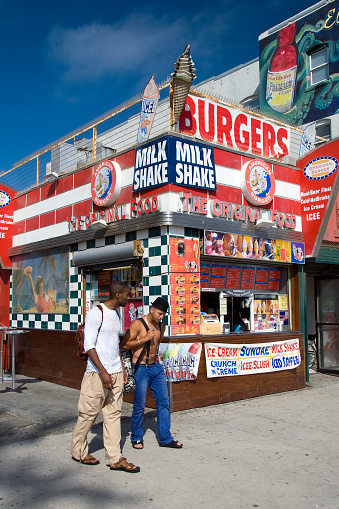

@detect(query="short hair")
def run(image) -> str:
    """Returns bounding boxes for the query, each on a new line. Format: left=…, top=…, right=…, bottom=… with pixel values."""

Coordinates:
left=110, top=280, right=129, bottom=298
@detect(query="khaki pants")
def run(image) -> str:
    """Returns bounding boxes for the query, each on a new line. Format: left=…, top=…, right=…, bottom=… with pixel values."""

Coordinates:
left=71, top=371, right=123, bottom=464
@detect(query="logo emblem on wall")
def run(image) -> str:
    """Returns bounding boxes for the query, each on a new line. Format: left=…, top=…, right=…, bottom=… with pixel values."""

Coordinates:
left=241, top=159, right=275, bottom=206
left=91, top=160, right=122, bottom=207
left=0, top=191, right=11, bottom=207
left=303, top=156, right=338, bottom=180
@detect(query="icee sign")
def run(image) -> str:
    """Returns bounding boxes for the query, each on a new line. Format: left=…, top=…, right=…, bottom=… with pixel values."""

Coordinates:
left=133, top=136, right=216, bottom=191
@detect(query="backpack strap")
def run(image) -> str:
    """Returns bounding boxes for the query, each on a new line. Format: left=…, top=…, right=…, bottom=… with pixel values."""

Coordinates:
left=133, top=317, right=151, bottom=373
left=97, top=305, right=104, bottom=335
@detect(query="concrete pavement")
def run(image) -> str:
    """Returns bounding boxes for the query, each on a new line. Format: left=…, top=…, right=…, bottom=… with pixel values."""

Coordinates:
left=1, top=371, right=339, bottom=509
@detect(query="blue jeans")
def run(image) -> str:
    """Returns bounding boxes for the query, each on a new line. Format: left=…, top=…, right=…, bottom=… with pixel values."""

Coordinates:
left=131, top=361, right=173, bottom=444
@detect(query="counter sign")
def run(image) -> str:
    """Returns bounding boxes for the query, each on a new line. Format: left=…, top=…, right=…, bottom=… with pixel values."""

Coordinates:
left=91, top=160, right=122, bottom=207
left=241, top=159, right=275, bottom=206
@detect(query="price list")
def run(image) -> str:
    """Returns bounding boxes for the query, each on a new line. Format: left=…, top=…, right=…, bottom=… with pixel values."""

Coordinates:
left=240, top=266, right=255, bottom=289
left=225, top=265, right=241, bottom=289
left=255, top=268, right=269, bottom=290
left=210, top=264, right=226, bottom=289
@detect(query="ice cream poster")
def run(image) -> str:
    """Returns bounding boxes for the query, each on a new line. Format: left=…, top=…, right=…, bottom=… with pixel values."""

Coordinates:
left=136, top=76, right=160, bottom=143
left=159, top=342, right=202, bottom=381
left=204, top=230, right=301, bottom=263
left=204, top=339, right=301, bottom=378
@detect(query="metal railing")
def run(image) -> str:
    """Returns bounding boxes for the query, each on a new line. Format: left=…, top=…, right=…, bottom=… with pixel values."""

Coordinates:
left=0, top=80, right=171, bottom=194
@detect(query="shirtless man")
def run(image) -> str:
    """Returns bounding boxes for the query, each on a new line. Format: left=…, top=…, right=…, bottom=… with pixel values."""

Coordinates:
left=123, top=297, right=183, bottom=450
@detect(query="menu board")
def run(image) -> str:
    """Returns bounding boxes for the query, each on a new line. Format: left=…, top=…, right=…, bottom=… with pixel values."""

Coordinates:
left=200, top=263, right=210, bottom=289
left=210, top=264, right=226, bottom=289
left=255, top=268, right=269, bottom=290
left=170, top=237, right=200, bottom=335
left=225, top=265, right=241, bottom=289
left=268, top=268, right=281, bottom=291
left=240, top=266, right=255, bottom=290
left=98, top=270, right=112, bottom=298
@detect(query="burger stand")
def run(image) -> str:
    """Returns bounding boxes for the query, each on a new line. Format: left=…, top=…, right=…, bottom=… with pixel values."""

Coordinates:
left=9, top=91, right=306, bottom=410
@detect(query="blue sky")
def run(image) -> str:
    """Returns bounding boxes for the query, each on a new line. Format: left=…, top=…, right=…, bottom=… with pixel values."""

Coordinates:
left=0, top=0, right=317, bottom=172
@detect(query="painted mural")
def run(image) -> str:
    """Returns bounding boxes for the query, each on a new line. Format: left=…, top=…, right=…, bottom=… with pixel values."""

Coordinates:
left=12, top=248, right=69, bottom=314
left=259, top=1, right=339, bottom=125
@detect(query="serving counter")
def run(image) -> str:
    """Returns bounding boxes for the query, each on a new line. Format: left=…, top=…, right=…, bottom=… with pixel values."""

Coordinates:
left=124, top=331, right=305, bottom=411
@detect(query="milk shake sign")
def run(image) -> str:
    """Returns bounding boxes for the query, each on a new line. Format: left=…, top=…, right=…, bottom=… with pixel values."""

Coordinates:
left=133, top=136, right=216, bottom=191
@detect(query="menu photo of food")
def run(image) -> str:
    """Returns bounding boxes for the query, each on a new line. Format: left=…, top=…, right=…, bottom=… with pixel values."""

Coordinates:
left=223, top=233, right=241, bottom=257
left=205, top=231, right=225, bottom=255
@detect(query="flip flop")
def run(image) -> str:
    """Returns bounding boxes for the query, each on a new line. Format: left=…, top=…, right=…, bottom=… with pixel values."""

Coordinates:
left=131, top=441, right=144, bottom=449
left=109, top=456, right=140, bottom=473
left=159, top=440, right=183, bottom=449
left=72, top=454, right=100, bottom=465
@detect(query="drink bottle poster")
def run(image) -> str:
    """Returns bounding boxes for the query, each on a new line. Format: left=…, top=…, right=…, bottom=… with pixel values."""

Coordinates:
left=123, top=300, right=143, bottom=331
left=158, top=342, right=202, bottom=381
left=204, top=338, right=300, bottom=378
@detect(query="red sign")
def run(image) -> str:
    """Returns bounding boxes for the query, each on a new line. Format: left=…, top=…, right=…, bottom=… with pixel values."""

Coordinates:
left=0, top=185, right=14, bottom=268
left=179, top=94, right=290, bottom=159
left=298, top=142, right=339, bottom=257
left=225, top=266, right=241, bottom=289
left=91, top=160, right=122, bottom=207
left=241, top=159, right=276, bottom=206
left=240, top=267, right=255, bottom=290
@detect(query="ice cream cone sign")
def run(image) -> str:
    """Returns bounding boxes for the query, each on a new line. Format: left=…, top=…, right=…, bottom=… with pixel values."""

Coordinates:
left=137, top=76, right=160, bottom=143
left=171, top=43, right=196, bottom=126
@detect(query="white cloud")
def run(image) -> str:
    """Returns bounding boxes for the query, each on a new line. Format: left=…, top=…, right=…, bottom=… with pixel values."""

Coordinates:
left=48, top=14, right=187, bottom=82
left=47, top=7, right=235, bottom=85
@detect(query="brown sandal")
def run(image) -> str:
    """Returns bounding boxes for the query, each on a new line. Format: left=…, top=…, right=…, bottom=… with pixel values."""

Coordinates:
left=109, top=456, right=140, bottom=473
left=72, top=454, right=100, bottom=465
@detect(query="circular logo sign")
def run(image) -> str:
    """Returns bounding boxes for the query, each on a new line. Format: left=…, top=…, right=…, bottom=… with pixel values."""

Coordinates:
left=91, top=160, right=122, bottom=207
left=241, top=159, right=275, bottom=206
left=304, top=156, right=338, bottom=180
left=0, top=190, right=11, bottom=207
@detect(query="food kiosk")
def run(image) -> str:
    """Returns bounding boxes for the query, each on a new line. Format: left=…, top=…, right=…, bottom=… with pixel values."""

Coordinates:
left=8, top=88, right=306, bottom=408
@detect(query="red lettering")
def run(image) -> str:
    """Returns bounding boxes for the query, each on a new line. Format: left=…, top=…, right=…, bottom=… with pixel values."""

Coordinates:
left=234, top=113, right=249, bottom=151
left=262, top=122, right=277, bottom=158
left=251, top=118, right=262, bottom=155
left=130, top=199, right=137, bottom=217
left=217, top=106, right=233, bottom=148
left=114, top=207, right=120, bottom=220
left=222, top=202, right=230, bottom=218
left=151, top=197, right=159, bottom=212
left=201, top=198, right=208, bottom=214
left=277, top=128, right=289, bottom=158
left=212, top=199, right=221, bottom=216
left=179, top=96, right=197, bottom=135
left=198, top=99, right=215, bottom=142
left=144, top=198, right=151, bottom=213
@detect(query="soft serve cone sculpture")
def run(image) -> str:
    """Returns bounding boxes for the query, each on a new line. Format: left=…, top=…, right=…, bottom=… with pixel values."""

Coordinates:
left=171, top=44, right=196, bottom=126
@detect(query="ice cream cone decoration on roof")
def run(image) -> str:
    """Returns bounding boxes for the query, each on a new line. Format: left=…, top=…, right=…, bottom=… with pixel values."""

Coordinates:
left=137, top=75, right=160, bottom=143
left=171, top=44, right=196, bottom=126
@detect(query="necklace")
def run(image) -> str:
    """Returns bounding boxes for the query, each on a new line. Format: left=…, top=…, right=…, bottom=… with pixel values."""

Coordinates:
left=144, top=316, right=158, bottom=330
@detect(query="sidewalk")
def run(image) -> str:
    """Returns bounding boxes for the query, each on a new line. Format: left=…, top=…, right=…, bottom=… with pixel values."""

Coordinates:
left=1, top=371, right=339, bottom=509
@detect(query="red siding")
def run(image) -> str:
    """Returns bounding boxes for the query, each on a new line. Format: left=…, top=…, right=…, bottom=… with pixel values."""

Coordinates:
left=40, top=211, right=55, bottom=228
left=26, top=216, right=39, bottom=231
